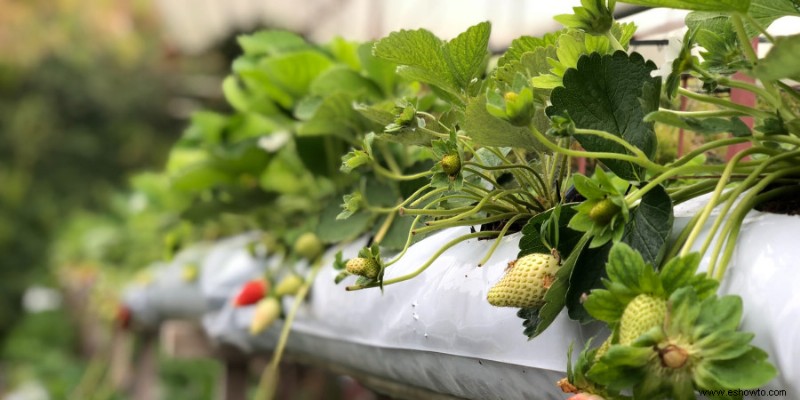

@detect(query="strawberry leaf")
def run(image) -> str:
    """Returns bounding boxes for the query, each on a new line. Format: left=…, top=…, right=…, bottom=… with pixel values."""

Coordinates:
left=566, top=242, right=612, bottom=322
left=621, top=184, right=673, bottom=267
left=754, top=33, right=800, bottom=81
left=518, top=205, right=582, bottom=257
left=547, top=51, right=660, bottom=181
left=464, top=95, right=545, bottom=150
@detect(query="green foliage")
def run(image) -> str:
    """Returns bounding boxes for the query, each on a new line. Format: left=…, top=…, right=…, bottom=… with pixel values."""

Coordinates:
left=548, top=51, right=660, bottom=181
left=373, top=22, right=491, bottom=102
left=555, top=0, right=615, bottom=35
left=620, top=187, right=673, bottom=268
left=0, top=54, right=182, bottom=344
left=619, top=0, right=751, bottom=11
left=754, top=34, right=800, bottom=81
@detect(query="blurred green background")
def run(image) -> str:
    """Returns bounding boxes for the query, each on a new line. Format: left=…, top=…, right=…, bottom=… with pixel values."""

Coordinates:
left=0, top=0, right=233, bottom=397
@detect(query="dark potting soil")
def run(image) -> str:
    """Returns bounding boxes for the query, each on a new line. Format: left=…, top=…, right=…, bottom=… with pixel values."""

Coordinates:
left=755, top=188, right=800, bottom=216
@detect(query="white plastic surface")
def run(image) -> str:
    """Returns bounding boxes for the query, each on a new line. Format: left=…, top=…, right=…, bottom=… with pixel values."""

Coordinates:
left=181, top=195, right=800, bottom=399
left=299, top=228, right=590, bottom=371
left=203, top=229, right=591, bottom=399
left=199, top=232, right=270, bottom=310
left=123, top=244, right=211, bottom=326
left=675, top=195, right=800, bottom=398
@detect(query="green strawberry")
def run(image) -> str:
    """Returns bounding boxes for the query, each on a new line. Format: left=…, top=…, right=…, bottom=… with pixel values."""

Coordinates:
left=487, top=253, right=560, bottom=308
left=345, top=257, right=380, bottom=279
left=294, top=232, right=323, bottom=260
left=594, top=337, right=611, bottom=362
left=441, top=153, right=461, bottom=177
left=588, top=198, right=620, bottom=225
left=619, top=294, right=666, bottom=345
left=274, top=274, right=304, bottom=297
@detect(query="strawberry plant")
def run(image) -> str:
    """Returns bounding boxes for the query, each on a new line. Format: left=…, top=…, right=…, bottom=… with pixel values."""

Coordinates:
left=90, top=0, right=800, bottom=397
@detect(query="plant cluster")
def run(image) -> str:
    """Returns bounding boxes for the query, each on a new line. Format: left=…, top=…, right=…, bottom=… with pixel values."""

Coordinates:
left=87, top=0, right=800, bottom=397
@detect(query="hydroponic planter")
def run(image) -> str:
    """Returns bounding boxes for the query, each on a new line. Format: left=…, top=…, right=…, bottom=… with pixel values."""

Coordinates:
left=199, top=232, right=272, bottom=310
left=674, top=195, right=800, bottom=398
left=203, top=198, right=800, bottom=400
left=204, top=229, right=593, bottom=400
left=124, top=243, right=210, bottom=328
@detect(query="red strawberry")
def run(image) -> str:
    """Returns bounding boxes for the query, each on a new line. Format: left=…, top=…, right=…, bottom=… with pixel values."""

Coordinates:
left=116, top=305, right=131, bottom=329
left=233, top=279, right=269, bottom=307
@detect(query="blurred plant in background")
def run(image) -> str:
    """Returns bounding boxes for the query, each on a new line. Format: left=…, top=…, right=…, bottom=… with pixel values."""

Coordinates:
left=0, top=0, right=232, bottom=396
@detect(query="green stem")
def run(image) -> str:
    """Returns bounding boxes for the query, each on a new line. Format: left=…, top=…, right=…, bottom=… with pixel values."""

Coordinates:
left=413, top=212, right=525, bottom=236
left=665, top=190, right=735, bottom=261
left=372, top=210, right=397, bottom=245
left=574, top=128, right=652, bottom=163
left=732, top=13, right=758, bottom=64
left=743, top=12, right=775, bottom=42
left=347, top=231, right=502, bottom=290
left=424, top=190, right=525, bottom=227
left=373, top=164, right=433, bottom=181
left=678, top=146, right=790, bottom=256
left=255, top=261, right=323, bottom=400
left=464, top=161, right=548, bottom=199
left=384, top=215, right=425, bottom=268
left=463, top=166, right=501, bottom=188
left=696, top=150, right=800, bottom=258
left=477, top=214, right=528, bottom=267
left=528, top=125, right=665, bottom=172
left=400, top=205, right=474, bottom=216
left=658, top=108, right=747, bottom=118
left=417, top=111, right=454, bottom=134
left=717, top=75, right=779, bottom=105
left=714, top=185, right=800, bottom=280
left=669, top=137, right=751, bottom=169
left=377, top=142, right=402, bottom=174
left=677, top=87, right=773, bottom=119
left=669, top=179, right=719, bottom=205
left=410, top=187, right=449, bottom=207
left=626, top=159, right=767, bottom=205
left=708, top=168, right=800, bottom=279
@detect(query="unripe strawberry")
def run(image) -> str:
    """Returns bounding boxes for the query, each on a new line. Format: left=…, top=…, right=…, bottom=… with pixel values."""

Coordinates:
left=294, top=232, right=323, bottom=260
left=588, top=198, right=620, bottom=225
left=181, top=264, right=198, bottom=282
left=233, top=279, right=269, bottom=307
left=487, top=253, right=560, bottom=308
left=441, top=153, right=461, bottom=177
left=249, top=297, right=281, bottom=335
left=274, top=274, right=304, bottom=297
left=504, top=91, right=519, bottom=103
left=619, top=294, right=666, bottom=345
left=594, top=337, right=612, bottom=361
left=345, top=257, right=380, bottom=279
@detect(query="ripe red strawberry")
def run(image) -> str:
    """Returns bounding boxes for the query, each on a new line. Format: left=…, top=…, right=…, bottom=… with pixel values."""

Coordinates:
left=233, top=279, right=269, bottom=307
left=487, top=253, right=560, bottom=308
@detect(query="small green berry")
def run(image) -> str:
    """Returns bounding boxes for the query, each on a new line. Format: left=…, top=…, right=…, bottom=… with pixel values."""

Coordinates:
left=441, top=153, right=461, bottom=177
